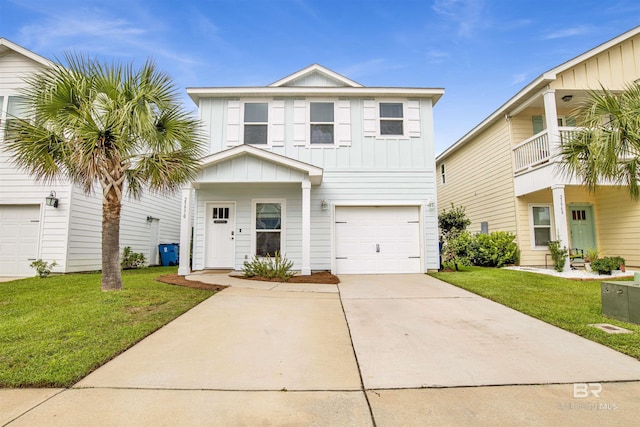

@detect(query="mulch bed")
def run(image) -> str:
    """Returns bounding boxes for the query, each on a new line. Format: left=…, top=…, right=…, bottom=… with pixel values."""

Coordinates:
left=240, top=271, right=340, bottom=284
left=156, top=274, right=228, bottom=291
left=157, top=271, right=339, bottom=291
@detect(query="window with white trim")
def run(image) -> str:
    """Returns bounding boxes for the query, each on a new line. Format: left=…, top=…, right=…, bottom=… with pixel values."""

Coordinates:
left=440, top=163, right=446, bottom=185
left=310, top=102, right=334, bottom=144
left=255, top=201, right=284, bottom=256
left=379, top=102, right=404, bottom=135
left=531, top=205, right=553, bottom=248
left=1, top=96, right=28, bottom=137
left=243, top=102, right=268, bottom=145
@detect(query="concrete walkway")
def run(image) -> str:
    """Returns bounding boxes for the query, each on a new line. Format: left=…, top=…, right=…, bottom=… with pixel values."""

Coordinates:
left=4, top=274, right=640, bottom=426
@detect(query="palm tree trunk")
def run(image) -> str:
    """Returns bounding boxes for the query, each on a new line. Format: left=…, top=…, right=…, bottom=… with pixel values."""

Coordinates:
left=102, top=195, right=123, bottom=291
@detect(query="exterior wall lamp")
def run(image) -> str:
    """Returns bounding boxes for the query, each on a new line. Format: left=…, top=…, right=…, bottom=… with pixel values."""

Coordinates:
left=562, top=95, right=573, bottom=102
left=321, top=199, right=328, bottom=210
left=45, top=190, right=59, bottom=208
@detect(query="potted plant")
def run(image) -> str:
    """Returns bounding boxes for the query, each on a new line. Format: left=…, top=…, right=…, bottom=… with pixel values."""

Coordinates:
left=584, top=247, right=599, bottom=272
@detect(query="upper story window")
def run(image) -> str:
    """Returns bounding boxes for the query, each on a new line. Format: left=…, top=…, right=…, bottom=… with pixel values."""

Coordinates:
left=380, top=102, right=404, bottom=135
left=310, top=102, right=334, bottom=144
left=1, top=96, right=29, bottom=138
left=440, top=163, right=446, bottom=185
left=243, top=102, right=268, bottom=145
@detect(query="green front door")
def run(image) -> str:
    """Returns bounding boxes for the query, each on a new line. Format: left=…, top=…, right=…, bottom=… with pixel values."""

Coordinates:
left=568, top=205, right=596, bottom=252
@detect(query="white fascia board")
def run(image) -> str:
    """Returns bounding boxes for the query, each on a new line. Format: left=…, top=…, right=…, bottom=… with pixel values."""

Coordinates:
left=199, top=145, right=324, bottom=185
left=187, top=87, right=445, bottom=105
left=0, top=38, right=54, bottom=67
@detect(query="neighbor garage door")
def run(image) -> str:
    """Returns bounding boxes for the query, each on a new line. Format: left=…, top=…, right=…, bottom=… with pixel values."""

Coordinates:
left=0, top=205, right=41, bottom=276
left=335, top=206, right=421, bottom=274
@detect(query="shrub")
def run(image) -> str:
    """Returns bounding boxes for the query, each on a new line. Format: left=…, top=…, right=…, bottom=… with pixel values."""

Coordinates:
left=242, top=251, right=295, bottom=281
left=29, top=259, right=57, bottom=278
left=438, top=203, right=471, bottom=236
left=441, top=230, right=473, bottom=271
left=470, top=231, right=520, bottom=267
left=592, top=256, right=626, bottom=275
left=548, top=240, right=569, bottom=272
left=121, top=246, right=146, bottom=270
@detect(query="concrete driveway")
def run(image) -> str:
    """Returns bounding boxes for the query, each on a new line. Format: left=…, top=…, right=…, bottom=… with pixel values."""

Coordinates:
left=6, top=274, right=640, bottom=426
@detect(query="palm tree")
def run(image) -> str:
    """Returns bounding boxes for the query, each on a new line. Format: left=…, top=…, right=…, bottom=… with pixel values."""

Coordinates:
left=559, top=83, right=640, bottom=200
left=5, top=54, right=204, bottom=291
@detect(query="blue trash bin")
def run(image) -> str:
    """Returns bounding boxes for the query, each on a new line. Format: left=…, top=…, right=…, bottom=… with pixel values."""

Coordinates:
left=159, top=243, right=179, bottom=266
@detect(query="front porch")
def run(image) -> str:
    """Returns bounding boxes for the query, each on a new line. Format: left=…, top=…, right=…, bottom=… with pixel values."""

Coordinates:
left=516, top=186, right=640, bottom=269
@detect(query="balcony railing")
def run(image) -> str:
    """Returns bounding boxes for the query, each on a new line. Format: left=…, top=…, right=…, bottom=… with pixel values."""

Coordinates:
left=513, top=127, right=579, bottom=174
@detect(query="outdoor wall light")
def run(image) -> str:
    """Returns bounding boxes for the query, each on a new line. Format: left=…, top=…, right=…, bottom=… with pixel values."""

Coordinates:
left=146, top=216, right=158, bottom=222
left=45, top=191, right=59, bottom=208
left=426, top=198, right=435, bottom=208
left=321, top=199, right=328, bottom=210
left=562, top=95, right=573, bottom=102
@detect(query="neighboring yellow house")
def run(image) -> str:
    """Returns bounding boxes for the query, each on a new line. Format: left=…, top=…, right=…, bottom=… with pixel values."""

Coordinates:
left=436, top=26, right=640, bottom=269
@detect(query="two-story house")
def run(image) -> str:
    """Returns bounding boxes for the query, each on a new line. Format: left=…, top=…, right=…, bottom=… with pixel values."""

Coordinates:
left=178, top=64, right=443, bottom=275
left=0, top=38, right=183, bottom=276
left=436, top=26, right=640, bottom=269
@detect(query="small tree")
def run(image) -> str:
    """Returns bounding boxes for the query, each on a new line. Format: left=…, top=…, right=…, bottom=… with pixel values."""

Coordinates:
left=438, top=204, right=472, bottom=271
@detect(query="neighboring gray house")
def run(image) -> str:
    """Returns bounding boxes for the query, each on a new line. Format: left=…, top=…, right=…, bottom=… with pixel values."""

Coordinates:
left=0, top=38, right=182, bottom=276
left=178, top=65, right=443, bottom=275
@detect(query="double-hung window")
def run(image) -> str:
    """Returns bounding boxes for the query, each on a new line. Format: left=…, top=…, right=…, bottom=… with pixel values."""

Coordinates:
left=379, top=102, right=404, bottom=136
left=244, top=102, right=268, bottom=145
left=255, top=202, right=283, bottom=257
left=531, top=205, right=553, bottom=248
left=310, top=102, right=334, bottom=144
left=2, top=96, right=29, bottom=138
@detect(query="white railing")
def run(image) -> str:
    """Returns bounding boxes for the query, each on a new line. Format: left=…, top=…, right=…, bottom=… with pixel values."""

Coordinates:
left=513, top=127, right=580, bottom=174
left=513, top=131, right=550, bottom=173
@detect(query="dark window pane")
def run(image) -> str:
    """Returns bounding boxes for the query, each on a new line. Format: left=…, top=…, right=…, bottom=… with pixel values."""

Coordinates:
left=534, top=228, right=551, bottom=247
left=244, top=124, right=267, bottom=144
left=380, top=103, right=403, bottom=118
left=256, top=203, right=281, bottom=230
left=380, top=120, right=403, bottom=135
left=310, top=102, right=334, bottom=122
left=311, top=124, right=334, bottom=143
left=244, top=103, right=268, bottom=122
left=256, top=232, right=281, bottom=257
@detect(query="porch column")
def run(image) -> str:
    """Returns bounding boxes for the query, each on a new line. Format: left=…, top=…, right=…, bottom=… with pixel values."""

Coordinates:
left=551, top=184, right=571, bottom=272
left=178, top=187, right=193, bottom=276
left=301, top=179, right=311, bottom=275
left=543, top=89, right=561, bottom=156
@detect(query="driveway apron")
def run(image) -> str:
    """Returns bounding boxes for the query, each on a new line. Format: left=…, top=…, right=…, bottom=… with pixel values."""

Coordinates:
left=339, top=274, right=640, bottom=389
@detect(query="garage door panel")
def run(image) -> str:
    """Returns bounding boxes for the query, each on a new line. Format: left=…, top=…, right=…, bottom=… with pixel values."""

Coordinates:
left=335, top=206, right=421, bottom=274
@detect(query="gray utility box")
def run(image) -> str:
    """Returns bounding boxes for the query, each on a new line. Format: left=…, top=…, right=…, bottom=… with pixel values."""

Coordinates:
left=601, top=281, right=640, bottom=325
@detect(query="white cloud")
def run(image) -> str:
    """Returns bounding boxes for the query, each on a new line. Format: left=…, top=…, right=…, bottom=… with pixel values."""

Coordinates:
left=511, top=73, right=527, bottom=85
left=543, top=25, right=592, bottom=40
left=432, top=0, right=487, bottom=38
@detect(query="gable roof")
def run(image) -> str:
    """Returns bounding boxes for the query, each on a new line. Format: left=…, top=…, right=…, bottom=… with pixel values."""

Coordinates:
left=269, top=64, right=363, bottom=88
left=198, top=144, right=324, bottom=185
left=0, top=38, right=54, bottom=67
left=187, top=64, right=444, bottom=104
left=437, top=25, right=640, bottom=161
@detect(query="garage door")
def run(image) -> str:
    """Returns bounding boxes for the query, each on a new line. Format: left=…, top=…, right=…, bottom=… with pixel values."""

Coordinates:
left=0, top=205, right=41, bottom=276
left=335, top=206, right=421, bottom=274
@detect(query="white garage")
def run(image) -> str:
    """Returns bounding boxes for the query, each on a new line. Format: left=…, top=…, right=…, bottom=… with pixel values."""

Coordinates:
left=334, top=206, right=422, bottom=274
left=0, top=205, right=41, bottom=276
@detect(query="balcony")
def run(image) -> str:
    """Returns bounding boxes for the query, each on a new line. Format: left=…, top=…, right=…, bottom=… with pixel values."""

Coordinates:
left=513, top=127, right=580, bottom=174
left=512, top=127, right=582, bottom=196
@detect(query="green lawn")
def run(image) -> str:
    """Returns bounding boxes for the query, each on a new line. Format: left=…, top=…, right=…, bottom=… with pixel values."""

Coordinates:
left=0, top=267, right=215, bottom=388
left=429, top=267, right=640, bottom=360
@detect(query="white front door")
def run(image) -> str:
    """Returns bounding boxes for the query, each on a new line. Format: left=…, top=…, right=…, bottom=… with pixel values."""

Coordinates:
left=205, top=203, right=235, bottom=269
left=335, top=206, right=421, bottom=274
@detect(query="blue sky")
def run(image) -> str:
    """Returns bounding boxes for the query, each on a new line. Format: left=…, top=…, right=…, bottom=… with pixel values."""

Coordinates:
left=1, top=0, right=639, bottom=154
